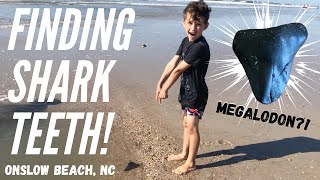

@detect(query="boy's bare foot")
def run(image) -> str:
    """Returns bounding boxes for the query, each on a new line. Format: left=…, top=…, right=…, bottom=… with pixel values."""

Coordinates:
left=167, top=153, right=187, bottom=161
left=172, top=163, right=196, bottom=175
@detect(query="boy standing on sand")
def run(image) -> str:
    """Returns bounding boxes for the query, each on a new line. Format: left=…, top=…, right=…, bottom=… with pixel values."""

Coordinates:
left=155, top=0, right=211, bottom=175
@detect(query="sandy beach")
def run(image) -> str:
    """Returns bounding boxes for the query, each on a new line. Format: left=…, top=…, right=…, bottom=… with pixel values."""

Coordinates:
left=0, top=1, right=320, bottom=179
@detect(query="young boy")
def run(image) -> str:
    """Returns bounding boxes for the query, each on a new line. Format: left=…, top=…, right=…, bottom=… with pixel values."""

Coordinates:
left=155, top=0, right=211, bottom=175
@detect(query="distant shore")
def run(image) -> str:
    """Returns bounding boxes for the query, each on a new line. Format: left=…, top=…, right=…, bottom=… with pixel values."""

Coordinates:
left=0, top=0, right=316, bottom=9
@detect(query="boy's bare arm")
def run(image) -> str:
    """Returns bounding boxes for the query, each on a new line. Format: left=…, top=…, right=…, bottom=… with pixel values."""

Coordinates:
left=156, top=55, right=181, bottom=100
left=157, top=60, right=191, bottom=103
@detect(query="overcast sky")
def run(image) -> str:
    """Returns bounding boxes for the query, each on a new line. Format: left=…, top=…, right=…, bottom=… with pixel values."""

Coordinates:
left=269, top=0, right=319, bottom=5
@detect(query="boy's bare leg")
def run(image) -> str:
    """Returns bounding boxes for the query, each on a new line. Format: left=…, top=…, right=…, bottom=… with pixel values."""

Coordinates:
left=168, top=115, right=189, bottom=161
left=173, top=115, right=199, bottom=175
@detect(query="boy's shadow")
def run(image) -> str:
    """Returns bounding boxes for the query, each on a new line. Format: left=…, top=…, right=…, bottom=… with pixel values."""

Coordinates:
left=196, top=136, right=320, bottom=169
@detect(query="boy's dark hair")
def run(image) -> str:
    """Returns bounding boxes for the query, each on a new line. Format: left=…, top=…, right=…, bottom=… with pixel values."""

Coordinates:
left=183, top=0, right=211, bottom=23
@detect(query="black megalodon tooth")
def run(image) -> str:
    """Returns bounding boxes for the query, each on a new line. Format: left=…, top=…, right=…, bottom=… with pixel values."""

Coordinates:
left=232, top=23, right=308, bottom=104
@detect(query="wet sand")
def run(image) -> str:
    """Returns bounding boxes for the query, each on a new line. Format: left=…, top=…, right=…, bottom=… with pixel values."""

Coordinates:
left=0, top=4, right=320, bottom=180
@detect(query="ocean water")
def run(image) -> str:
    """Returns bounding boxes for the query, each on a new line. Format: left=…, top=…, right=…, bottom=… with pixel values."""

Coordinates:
left=0, top=0, right=310, bottom=28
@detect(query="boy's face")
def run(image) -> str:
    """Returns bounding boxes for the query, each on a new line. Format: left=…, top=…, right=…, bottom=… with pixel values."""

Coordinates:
left=183, top=13, right=208, bottom=42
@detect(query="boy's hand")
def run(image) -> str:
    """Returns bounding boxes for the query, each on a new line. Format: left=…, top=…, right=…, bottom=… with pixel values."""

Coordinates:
left=158, top=89, right=168, bottom=104
left=155, top=85, right=161, bottom=101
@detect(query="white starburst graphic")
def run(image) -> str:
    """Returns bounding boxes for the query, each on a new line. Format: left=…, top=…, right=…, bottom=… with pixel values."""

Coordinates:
left=209, top=0, right=320, bottom=118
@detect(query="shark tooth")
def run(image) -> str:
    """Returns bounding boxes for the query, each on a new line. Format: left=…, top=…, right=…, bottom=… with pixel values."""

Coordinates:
left=232, top=23, right=308, bottom=104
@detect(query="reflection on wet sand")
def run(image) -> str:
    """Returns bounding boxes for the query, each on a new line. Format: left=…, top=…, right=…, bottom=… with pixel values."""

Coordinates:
left=0, top=99, right=61, bottom=139
left=0, top=99, right=61, bottom=114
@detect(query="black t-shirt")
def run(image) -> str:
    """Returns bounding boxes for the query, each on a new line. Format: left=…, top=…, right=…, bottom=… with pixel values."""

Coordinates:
left=176, top=36, right=210, bottom=108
